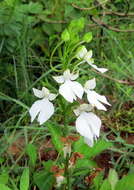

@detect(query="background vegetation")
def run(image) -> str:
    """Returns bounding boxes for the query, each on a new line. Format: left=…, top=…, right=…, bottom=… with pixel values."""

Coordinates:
left=0, top=0, right=134, bottom=189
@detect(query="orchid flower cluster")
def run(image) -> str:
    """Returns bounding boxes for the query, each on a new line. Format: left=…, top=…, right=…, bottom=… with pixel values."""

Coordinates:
left=29, top=46, right=111, bottom=147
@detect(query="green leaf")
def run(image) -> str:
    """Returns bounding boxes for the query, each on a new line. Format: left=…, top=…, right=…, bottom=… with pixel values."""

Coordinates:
left=26, top=144, right=37, bottom=167
left=20, top=168, right=29, bottom=190
left=75, top=158, right=97, bottom=169
left=47, top=123, right=63, bottom=153
left=100, top=179, right=111, bottom=190
left=0, top=184, right=12, bottom=190
left=21, top=2, right=43, bottom=14
left=115, top=173, right=134, bottom=190
left=33, top=171, right=55, bottom=190
left=73, top=137, right=113, bottom=158
left=93, top=172, right=104, bottom=190
left=69, top=17, right=85, bottom=32
left=74, top=158, right=97, bottom=176
left=4, top=0, right=16, bottom=6
left=42, top=160, right=54, bottom=172
left=0, top=173, right=9, bottom=185
left=108, top=169, right=118, bottom=190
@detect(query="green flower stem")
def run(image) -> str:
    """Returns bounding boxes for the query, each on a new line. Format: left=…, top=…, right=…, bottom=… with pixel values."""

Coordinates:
left=50, top=40, right=64, bottom=72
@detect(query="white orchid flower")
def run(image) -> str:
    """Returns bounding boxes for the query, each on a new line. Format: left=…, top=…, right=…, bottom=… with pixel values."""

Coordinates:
left=29, top=87, right=57, bottom=125
left=76, top=46, right=108, bottom=73
left=53, top=69, right=84, bottom=103
left=74, top=104, right=101, bottom=147
left=84, top=78, right=111, bottom=111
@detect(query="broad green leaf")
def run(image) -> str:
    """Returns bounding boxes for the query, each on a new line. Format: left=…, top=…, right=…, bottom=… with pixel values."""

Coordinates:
left=0, top=184, right=12, bottom=190
left=75, top=158, right=97, bottom=169
left=5, top=0, right=16, bottom=6
left=93, top=172, right=104, bottom=190
left=26, top=144, right=37, bottom=167
left=108, top=169, right=118, bottom=190
left=100, top=179, right=111, bottom=190
left=20, top=168, right=29, bottom=190
left=74, top=158, right=97, bottom=176
left=47, top=123, right=63, bottom=153
left=33, top=171, right=55, bottom=190
left=73, top=137, right=113, bottom=158
left=42, top=160, right=54, bottom=172
left=69, top=17, right=85, bottom=32
left=115, top=173, right=134, bottom=190
left=0, top=173, right=9, bottom=185
left=21, top=2, right=43, bottom=14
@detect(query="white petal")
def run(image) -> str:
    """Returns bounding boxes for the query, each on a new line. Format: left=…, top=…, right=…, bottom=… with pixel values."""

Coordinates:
left=42, top=87, right=50, bottom=97
left=37, top=99, right=54, bottom=125
left=70, top=73, right=79, bottom=80
left=70, top=81, right=84, bottom=99
left=84, top=112, right=101, bottom=137
left=63, top=69, right=70, bottom=77
left=53, top=76, right=65, bottom=83
left=80, top=103, right=93, bottom=112
left=89, top=63, right=108, bottom=73
left=87, top=91, right=107, bottom=111
left=73, top=109, right=80, bottom=116
left=76, top=46, right=87, bottom=59
left=74, top=104, right=93, bottom=116
left=48, top=93, right=57, bottom=101
left=84, top=78, right=96, bottom=90
left=76, top=114, right=93, bottom=140
left=29, top=99, right=43, bottom=122
left=59, top=81, right=75, bottom=103
left=32, top=88, right=44, bottom=98
left=94, top=91, right=111, bottom=106
left=84, top=137, right=94, bottom=147
left=84, top=50, right=93, bottom=60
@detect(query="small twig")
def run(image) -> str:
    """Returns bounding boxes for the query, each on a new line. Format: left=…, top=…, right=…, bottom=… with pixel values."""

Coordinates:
left=92, top=69, right=134, bottom=86
left=72, top=1, right=109, bottom=11
left=103, top=11, right=134, bottom=17
left=72, top=3, right=134, bottom=17
left=91, top=17, right=134, bottom=32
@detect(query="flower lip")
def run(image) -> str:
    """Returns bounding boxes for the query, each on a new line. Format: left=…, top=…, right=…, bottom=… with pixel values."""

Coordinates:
left=75, top=111, right=102, bottom=147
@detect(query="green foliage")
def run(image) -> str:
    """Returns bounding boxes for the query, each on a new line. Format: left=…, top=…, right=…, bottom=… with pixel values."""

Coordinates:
left=108, top=169, right=118, bottom=190
left=20, top=168, right=29, bottom=190
left=0, top=0, right=134, bottom=189
left=74, top=158, right=97, bottom=176
left=74, top=137, right=113, bottom=158
left=115, top=173, right=134, bottom=190
left=0, top=184, right=12, bottom=190
left=33, top=170, right=55, bottom=190
left=26, top=144, right=37, bottom=167
left=47, top=123, right=64, bottom=153
left=99, top=179, right=111, bottom=190
left=0, top=172, right=9, bottom=185
left=93, top=171, right=104, bottom=190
